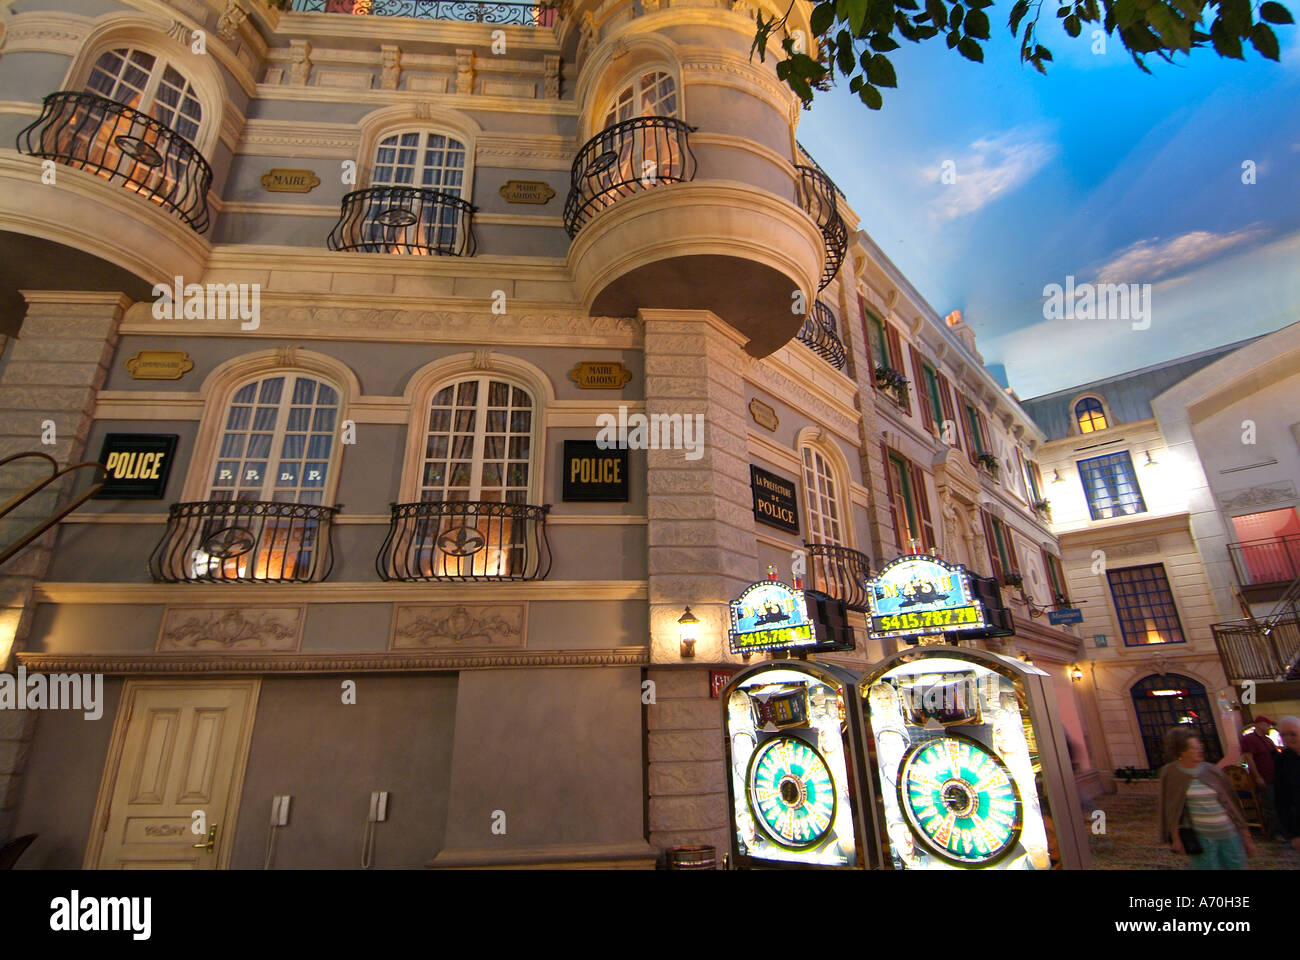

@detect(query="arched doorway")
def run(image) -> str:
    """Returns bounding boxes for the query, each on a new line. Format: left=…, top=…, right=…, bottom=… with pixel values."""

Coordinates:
left=1130, top=674, right=1222, bottom=768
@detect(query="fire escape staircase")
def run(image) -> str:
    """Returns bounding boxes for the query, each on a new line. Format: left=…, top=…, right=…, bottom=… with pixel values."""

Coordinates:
left=0, top=452, right=107, bottom=567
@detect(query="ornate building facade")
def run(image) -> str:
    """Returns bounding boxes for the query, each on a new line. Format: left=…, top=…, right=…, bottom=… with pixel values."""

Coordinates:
left=0, top=0, right=1092, bottom=866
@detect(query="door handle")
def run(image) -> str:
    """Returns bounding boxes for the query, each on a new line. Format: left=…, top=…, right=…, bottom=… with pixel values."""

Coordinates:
left=193, top=824, right=217, bottom=853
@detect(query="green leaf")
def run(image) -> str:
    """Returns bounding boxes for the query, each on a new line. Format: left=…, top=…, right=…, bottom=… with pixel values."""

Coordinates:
left=948, top=28, right=962, bottom=45
left=859, top=82, right=884, bottom=108
left=870, top=33, right=903, bottom=49
left=849, top=74, right=865, bottom=91
left=866, top=52, right=900, bottom=84
left=1009, top=0, right=1031, bottom=33
left=1210, top=16, right=1245, bottom=56
left=965, top=7, right=990, bottom=36
left=958, top=35, right=985, bottom=58
left=1260, top=1, right=1295, bottom=23
left=926, top=0, right=948, bottom=29
left=950, top=3, right=965, bottom=28
left=811, top=2, right=837, bottom=34
left=1250, top=20, right=1280, bottom=57
left=1064, top=13, right=1081, bottom=35
left=846, top=0, right=870, bottom=33
left=1219, top=0, right=1251, bottom=34
left=1056, top=4, right=1070, bottom=14
left=1036, top=43, right=1054, bottom=59
left=839, top=41, right=857, bottom=73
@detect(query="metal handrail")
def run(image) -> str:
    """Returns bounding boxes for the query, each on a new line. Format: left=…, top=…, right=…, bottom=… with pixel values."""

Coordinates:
left=16, top=90, right=213, bottom=233
left=803, top=541, right=872, bottom=612
left=328, top=185, right=476, bottom=256
left=796, top=300, right=847, bottom=369
left=0, top=452, right=107, bottom=567
left=378, top=500, right=552, bottom=582
left=564, top=116, right=698, bottom=237
left=795, top=164, right=846, bottom=291
left=149, top=499, right=340, bottom=583
left=291, top=0, right=553, bottom=24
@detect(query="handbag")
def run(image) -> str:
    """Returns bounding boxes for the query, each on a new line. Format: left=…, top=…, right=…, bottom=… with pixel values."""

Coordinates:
left=1177, top=810, right=1202, bottom=855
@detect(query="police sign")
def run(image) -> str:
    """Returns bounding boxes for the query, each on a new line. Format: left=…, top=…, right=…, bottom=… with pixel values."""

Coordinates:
left=94, top=434, right=178, bottom=499
left=562, top=440, right=629, bottom=502
left=750, top=465, right=799, bottom=534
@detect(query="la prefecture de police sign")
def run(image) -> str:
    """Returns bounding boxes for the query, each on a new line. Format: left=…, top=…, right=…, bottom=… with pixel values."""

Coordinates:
left=867, top=554, right=989, bottom=641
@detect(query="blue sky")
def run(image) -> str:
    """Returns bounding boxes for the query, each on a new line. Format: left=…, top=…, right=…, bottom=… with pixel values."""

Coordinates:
left=796, top=15, right=1300, bottom=399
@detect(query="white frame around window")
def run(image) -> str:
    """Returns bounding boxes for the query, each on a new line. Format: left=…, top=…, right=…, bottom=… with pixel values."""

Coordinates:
left=801, top=444, right=845, bottom=547
left=208, top=373, right=341, bottom=505
left=602, top=70, right=678, bottom=128
left=84, top=46, right=203, bottom=143
left=369, top=130, right=468, bottom=195
left=417, top=375, right=536, bottom=504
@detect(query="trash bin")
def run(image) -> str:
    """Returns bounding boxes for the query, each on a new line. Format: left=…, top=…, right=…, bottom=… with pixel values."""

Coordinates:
left=664, top=845, right=716, bottom=870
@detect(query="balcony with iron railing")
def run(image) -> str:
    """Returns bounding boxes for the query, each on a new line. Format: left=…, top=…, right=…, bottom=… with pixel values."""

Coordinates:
left=288, top=0, right=554, bottom=24
left=795, top=300, right=847, bottom=370
left=148, top=500, right=339, bottom=583
left=16, top=91, right=213, bottom=233
left=1212, top=613, right=1300, bottom=683
left=377, top=500, right=552, bottom=581
left=795, top=164, right=847, bottom=292
left=564, top=116, right=698, bottom=238
left=328, top=186, right=476, bottom=256
left=804, top=542, right=872, bottom=612
left=1228, top=534, right=1300, bottom=589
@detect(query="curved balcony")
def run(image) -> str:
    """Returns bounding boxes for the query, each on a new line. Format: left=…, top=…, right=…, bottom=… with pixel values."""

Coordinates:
left=291, top=0, right=554, bottom=24
left=804, top=541, right=872, bottom=612
left=149, top=500, right=338, bottom=583
left=565, top=117, right=698, bottom=238
left=796, top=165, right=846, bottom=291
left=377, top=500, right=551, bottom=582
left=328, top=186, right=476, bottom=256
left=16, top=91, right=212, bottom=234
left=796, top=300, right=847, bottom=369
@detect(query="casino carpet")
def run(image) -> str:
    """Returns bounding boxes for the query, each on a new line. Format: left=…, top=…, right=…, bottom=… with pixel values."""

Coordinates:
left=1087, top=781, right=1300, bottom=870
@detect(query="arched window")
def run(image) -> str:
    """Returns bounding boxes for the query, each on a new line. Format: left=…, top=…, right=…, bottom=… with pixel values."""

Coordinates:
left=1074, top=396, right=1107, bottom=434
left=802, top=445, right=844, bottom=547
left=602, top=70, right=677, bottom=127
left=371, top=131, right=467, bottom=193
left=209, top=374, right=341, bottom=504
left=1130, top=673, right=1222, bottom=767
left=85, top=47, right=202, bottom=142
left=417, top=376, right=534, bottom=504
left=354, top=130, right=470, bottom=254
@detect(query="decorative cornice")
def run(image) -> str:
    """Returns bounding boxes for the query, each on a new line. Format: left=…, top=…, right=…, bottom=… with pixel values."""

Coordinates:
left=34, top=580, right=649, bottom=605
left=15, top=647, right=650, bottom=674
left=1218, top=482, right=1297, bottom=511
left=1, top=12, right=92, bottom=55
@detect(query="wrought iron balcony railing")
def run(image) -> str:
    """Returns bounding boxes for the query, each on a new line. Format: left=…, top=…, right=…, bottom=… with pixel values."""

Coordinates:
left=290, top=0, right=553, bottom=24
left=1227, top=534, right=1300, bottom=587
left=1212, top=614, right=1300, bottom=683
left=16, top=91, right=213, bottom=233
left=328, top=186, right=476, bottom=256
left=149, top=500, right=339, bottom=583
left=564, top=116, right=697, bottom=238
left=804, top=541, right=872, bottom=612
left=377, top=500, right=552, bottom=582
left=796, top=300, right=847, bottom=369
left=796, top=164, right=847, bottom=291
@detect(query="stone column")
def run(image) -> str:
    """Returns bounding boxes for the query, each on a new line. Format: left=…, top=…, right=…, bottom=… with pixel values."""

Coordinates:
left=642, top=309, right=758, bottom=857
left=0, top=291, right=127, bottom=841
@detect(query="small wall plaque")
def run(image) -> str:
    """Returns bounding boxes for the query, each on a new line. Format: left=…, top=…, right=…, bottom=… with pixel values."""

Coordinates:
left=569, top=362, right=632, bottom=390
left=260, top=168, right=321, bottom=193
left=749, top=398, right=779, bottom=432
left=498, top=180, right=556, bottom=204
left=125, top=350, right=194, bottom=381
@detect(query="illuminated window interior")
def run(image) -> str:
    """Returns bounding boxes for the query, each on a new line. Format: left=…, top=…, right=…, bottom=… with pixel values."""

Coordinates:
left=1108, top=564, right=1185, bottom=646
left=1074, top=396, right=1107, bottom=433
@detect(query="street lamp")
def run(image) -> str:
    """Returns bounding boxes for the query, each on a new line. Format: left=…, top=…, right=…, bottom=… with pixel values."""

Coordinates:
left=678, top=606, right=699, bottom=659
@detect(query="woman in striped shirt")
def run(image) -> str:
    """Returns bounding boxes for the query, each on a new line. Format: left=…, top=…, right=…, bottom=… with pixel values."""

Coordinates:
left=1158, top=725, right=1256, bottom=869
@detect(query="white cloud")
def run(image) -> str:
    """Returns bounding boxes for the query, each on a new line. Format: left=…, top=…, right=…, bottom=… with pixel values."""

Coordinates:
left=1093, top=226, right=1269, bottom=284
left=923, top=129, right=1056, bottom=221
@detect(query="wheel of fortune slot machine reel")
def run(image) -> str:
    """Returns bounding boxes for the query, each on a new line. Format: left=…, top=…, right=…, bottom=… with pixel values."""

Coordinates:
left=746, top=736, right=837, bottom=850
left=896, top=732, right=1022, bottom=866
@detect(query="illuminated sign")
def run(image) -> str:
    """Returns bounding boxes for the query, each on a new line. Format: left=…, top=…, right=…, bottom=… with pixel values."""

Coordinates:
left=867, top=554, right=987, bottom=640
left=94, top=434, right=178, bottom=499
left=728, top=580, right=815, bottom=654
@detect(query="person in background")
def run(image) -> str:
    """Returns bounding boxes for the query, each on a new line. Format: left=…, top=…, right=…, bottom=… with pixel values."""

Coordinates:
left=1274, top=716, right=1300, bottom=854
left=1159, top=725, right=1255, bottom=869
left=1240, top=714, right=1284, bottom=840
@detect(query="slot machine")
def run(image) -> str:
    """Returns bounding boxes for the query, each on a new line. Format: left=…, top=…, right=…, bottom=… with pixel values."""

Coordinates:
left=721, top=660, right=872, bottom=869
left=857, top=644, right=1091, bottom=870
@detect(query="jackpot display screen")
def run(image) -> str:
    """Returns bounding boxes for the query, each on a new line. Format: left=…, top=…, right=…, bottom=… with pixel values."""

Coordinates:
left=867, top=555, right=988, bottom=641
left=863, top=655, right=1051, bottom=870
left=725, top=667, right=858, bottom=867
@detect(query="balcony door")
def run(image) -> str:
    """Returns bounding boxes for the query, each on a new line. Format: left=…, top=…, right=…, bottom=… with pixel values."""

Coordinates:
left=196, top=374, right=340, bottom=580
left=409, top=377, right=535, bottom=578
left=85, top=48, right=203, bottom=142
left=1231, top=507, right=1300, bottom=585
left=363, top=131, right=468, bottom=253
left=586, top=71, right=682, bottom=213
